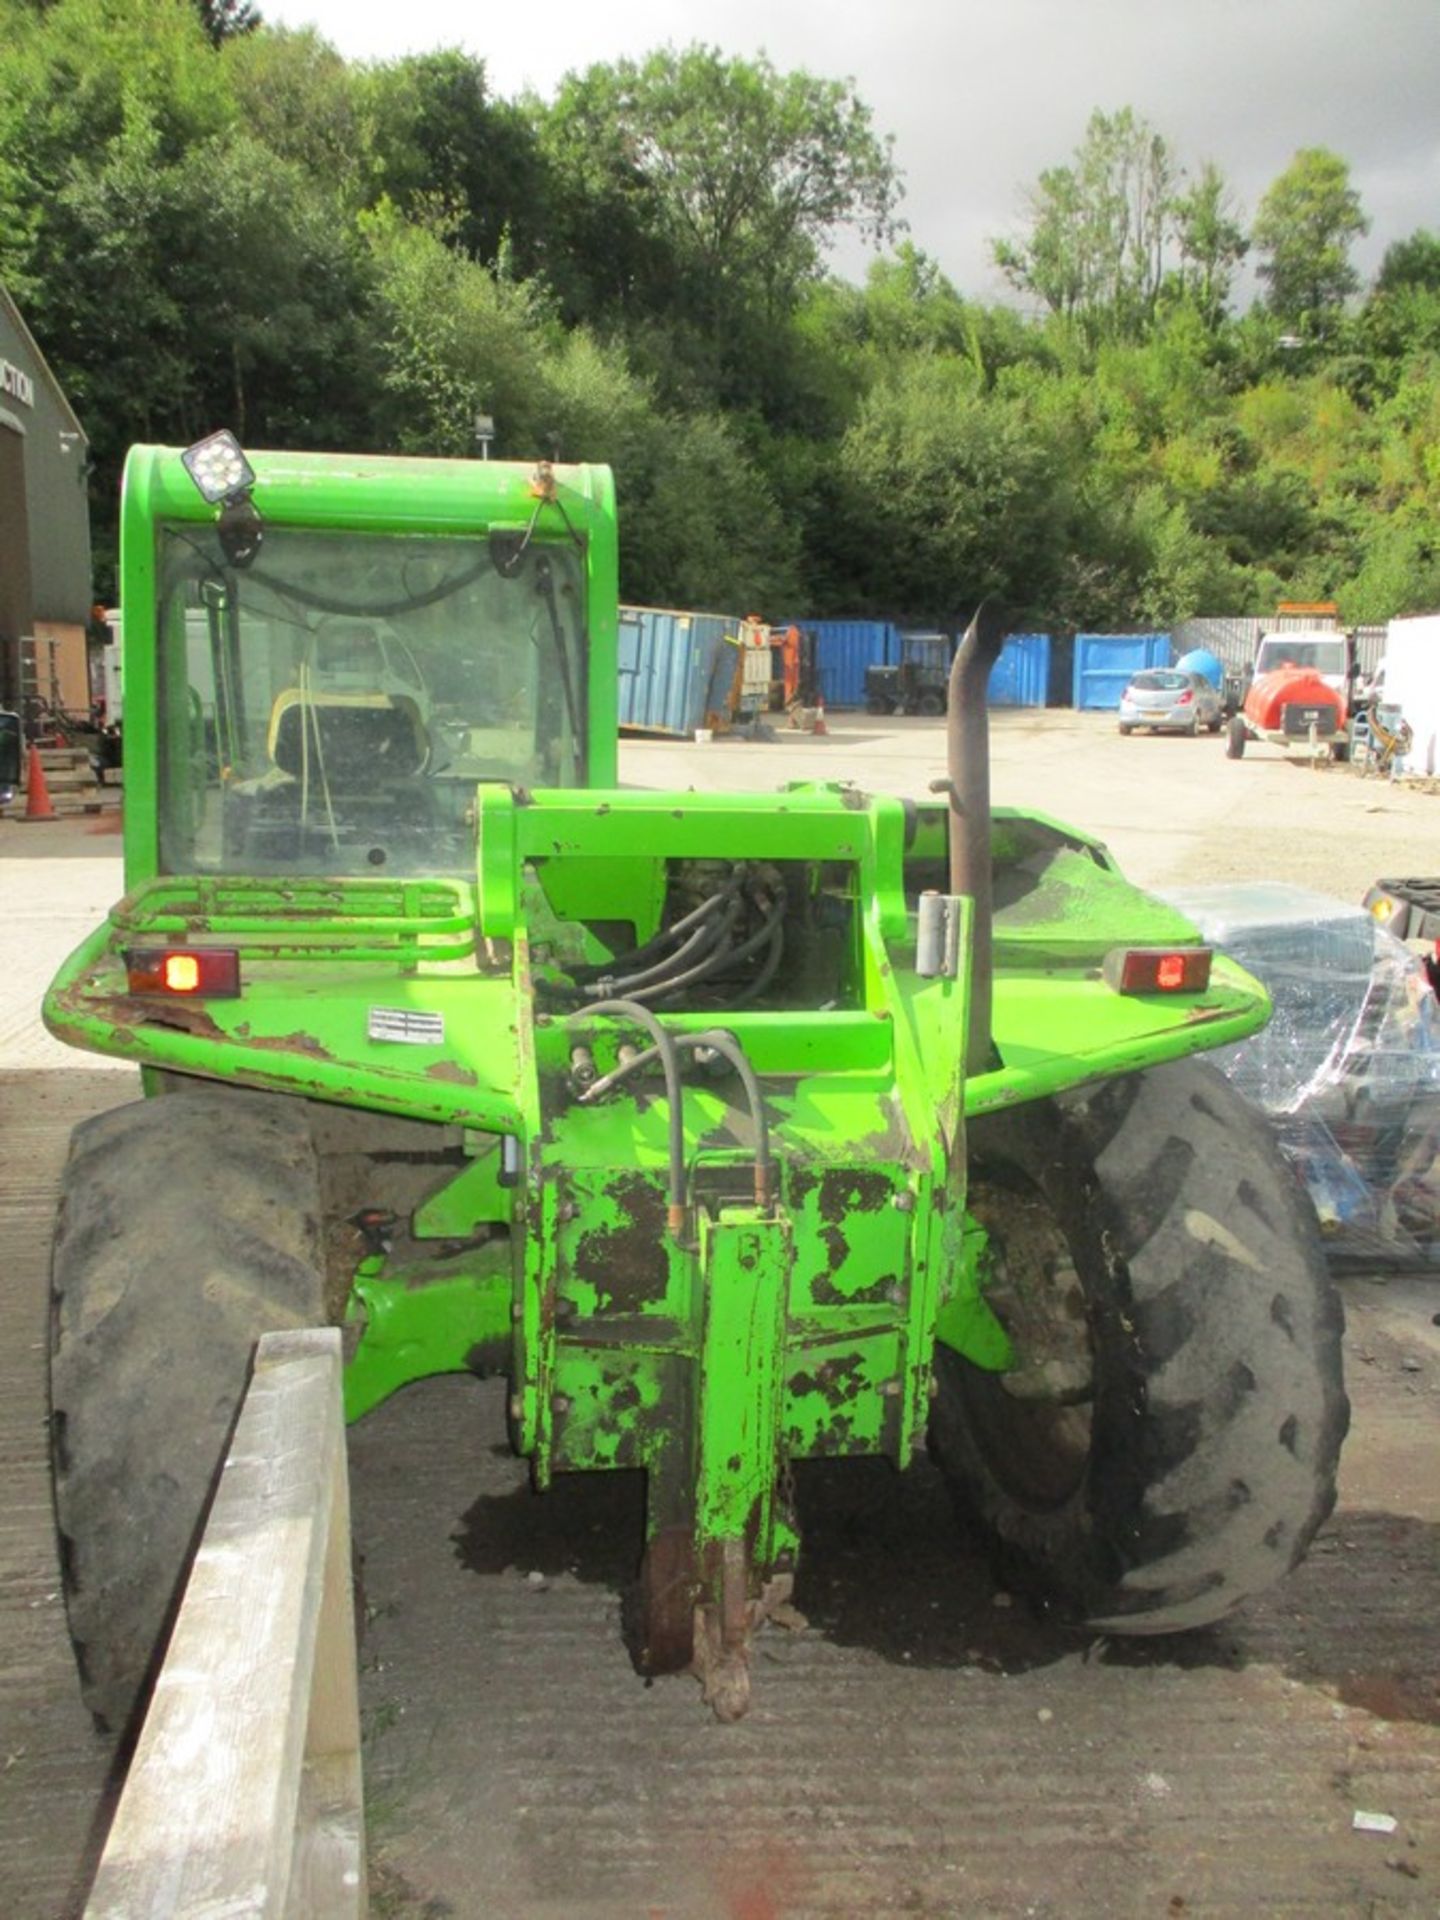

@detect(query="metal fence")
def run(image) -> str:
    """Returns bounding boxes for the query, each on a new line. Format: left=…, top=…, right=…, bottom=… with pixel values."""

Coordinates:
left=1173, top=618, right=1388, bottom=681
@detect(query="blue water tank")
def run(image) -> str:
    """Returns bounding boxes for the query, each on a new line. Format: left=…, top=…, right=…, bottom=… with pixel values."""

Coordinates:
left=1176, top=647, right=1224, bottom=690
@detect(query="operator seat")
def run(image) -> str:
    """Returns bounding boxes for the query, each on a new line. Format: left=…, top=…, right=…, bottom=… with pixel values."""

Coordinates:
left=223, top=689, right=436, bottom=867
left=267, top=689, right=429, bottom=784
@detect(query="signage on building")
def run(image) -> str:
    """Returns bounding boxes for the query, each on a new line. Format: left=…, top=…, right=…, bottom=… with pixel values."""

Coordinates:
left=1, top=357, right=35, bottom=408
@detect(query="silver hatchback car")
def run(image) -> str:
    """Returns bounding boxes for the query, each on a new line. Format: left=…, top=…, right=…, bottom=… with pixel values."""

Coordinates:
left=1118, top=668, right=1223, bottom=736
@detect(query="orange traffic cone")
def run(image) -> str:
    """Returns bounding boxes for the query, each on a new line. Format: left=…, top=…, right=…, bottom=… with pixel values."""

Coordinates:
left=22, top=745, right=57, bottom=822
left=813, top=702, right=828, bottom=737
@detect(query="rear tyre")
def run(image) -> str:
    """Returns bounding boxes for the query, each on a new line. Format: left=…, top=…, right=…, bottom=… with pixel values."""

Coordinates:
left=1118, top=724, right=1134, bottom=736
left=865, top=696, right=892, bottom=716
left=916, top=691, right=946, bottom=717
left=930, top=1059, right=1348, bottom=1634
left=50, top=1089, right=325, bottom=1733
left=1226, top=716, right=1247, bottom=758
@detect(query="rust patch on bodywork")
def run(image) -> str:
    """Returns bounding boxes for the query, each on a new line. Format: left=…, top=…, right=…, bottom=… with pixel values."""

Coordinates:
left=425, top=1060, right=479, bottom=1085
left=572, top=1172, right=669, bottom=1311
left=605, top=1375, right=643, bottom=1416
left=807, top=1413, right=856, bottom=1456
left=67, top=990, right=219, bottom=1040
left=820, top=1224, right=848, bottom=1276
left=790, top=1350, right=866, bottom=1410
left=135, top=1003, right=225, bottom=1040
left=817, top=1168, right=893, bottom=1224
left=235, top=1027, right=332, bottom=1060
left=92, top=992, right=334, bottom=1062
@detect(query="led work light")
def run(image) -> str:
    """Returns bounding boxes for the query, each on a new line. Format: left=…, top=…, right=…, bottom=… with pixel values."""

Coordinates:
left=181, top=430, right=263, bottom=568
left=181, top=430, right=256, bottom=505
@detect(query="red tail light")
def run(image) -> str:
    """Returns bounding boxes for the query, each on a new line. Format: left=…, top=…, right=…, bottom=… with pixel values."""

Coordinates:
left=1176, top=689, right=1194, bottom=705
left=125, top=947, right=242, bottom=998
left=1102, top=947, right=1212, bottom=995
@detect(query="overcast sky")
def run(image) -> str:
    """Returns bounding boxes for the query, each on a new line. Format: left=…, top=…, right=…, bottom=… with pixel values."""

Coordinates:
left=264, top=0, right=1440, bottom=302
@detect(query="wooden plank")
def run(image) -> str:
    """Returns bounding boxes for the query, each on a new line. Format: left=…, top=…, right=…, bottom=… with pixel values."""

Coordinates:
left=85, top=1327, right=365, bottom=1919
left=286, top=1402, right=365, bottom=1920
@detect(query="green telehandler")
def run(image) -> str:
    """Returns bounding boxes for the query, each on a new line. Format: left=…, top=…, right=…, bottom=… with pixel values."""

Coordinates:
left=45, top=437, right=1347, bottom=1731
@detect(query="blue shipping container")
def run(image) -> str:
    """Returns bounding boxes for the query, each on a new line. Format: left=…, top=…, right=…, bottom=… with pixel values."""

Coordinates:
left=989, top=633, right=1052, bottom=708
left=617, top=605, right=738, bottom=737
left=1073, top=633, right=1172, bottom=710
left=774, top=619, right=898, bottom=709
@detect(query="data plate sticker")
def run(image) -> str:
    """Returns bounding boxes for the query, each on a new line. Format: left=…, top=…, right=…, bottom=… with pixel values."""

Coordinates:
left=368, top=1007, right=445, bottom=1045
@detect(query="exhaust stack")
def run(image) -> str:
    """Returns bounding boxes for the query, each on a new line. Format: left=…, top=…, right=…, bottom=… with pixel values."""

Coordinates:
left=945, top=603, right=1010, bottom=1076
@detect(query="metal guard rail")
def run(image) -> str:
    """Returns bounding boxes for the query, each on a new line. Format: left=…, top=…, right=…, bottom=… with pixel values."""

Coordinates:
left=111, top=875, right=479, bottom=963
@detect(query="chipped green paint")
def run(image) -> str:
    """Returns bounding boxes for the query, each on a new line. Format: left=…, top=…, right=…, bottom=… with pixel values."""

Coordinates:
left=695, top=1209, right=789, bottom=1547
left=344, top=1248, right=512, bottom=1421
left=413, top=1143, right=512, bottom=1240
left=933, top=1224, right=1014, bottom=1371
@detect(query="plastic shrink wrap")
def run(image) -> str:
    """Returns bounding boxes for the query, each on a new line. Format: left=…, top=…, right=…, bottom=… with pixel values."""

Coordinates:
left=1162, top=884, right=1440, bottom=1264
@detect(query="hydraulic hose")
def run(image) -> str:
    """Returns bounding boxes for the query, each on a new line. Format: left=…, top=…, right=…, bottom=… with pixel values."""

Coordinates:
left=680, top=1030, right=772, bottom=1208
left=647, top=892, right=785, bottom=1004
left=571, top=999, right=687, bottom=1236
left=578, top=1042, right=665, bottom=1104
left=578, top=1028, right=773, bottom=1212
left=569, top=884, right=738, bottom=982
left=721, top=916, right=785, bottom=1009
left=589, top=895, right=741, bottom=998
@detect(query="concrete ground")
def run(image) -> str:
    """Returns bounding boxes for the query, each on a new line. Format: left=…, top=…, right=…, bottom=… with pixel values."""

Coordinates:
left=2, top=713, right=1438, bottom=1917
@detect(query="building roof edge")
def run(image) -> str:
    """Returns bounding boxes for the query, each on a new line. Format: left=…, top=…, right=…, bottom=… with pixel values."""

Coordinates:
left=0, top=281, right=88, bottom=442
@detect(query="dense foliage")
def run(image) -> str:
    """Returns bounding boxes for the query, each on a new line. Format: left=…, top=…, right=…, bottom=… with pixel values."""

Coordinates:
left=2, top=0, right=1436, bottom=625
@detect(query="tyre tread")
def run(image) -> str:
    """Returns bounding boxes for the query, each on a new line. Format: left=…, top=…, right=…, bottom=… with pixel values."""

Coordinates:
left=932, top=1060, right=1348, bottom=1635
left=50, top=1089, right=324, bottom=1732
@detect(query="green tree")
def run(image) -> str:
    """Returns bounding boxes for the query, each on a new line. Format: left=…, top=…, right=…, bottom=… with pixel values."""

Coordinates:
left=538, top=45, right=902, bottom=342
left=195, top=0, right=258, bottom=44
left=831, top=357, right=1064, bottom=621
left=853, top=245, right=973, bottom=357
left=993, top=108, right=1176, bottom=340
left=1170, top=162, right=1248, bottom=324
left=361, top=50, right=546, bottom=270
left=55, top=127, right=373, bottom=470
left=1252, top=148, right=1369, bottom=328
left=364, top=207, right=555, bottom=456
left=0, top=0, right=377, bottom=591
left=223, top=25, right=368, bottom=189
left=1338, top=515, right=1440, bottom=623
left=1375, top=228, right=1440, bottom=295
left=363, top=210, right=800, bottom=607
left=0, top=0, right=235, bottom=315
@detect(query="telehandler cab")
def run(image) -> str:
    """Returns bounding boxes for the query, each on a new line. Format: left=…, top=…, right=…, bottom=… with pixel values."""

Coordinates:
left=45, top=438, right=1346, bottom=1729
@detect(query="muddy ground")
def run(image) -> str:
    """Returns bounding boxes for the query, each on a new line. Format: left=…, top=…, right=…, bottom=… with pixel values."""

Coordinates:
left=1, top=712, right=1437, bottom=1917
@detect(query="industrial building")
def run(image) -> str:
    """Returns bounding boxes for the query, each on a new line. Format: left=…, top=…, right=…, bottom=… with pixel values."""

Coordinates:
left=0, top=283, right=92, bottom=717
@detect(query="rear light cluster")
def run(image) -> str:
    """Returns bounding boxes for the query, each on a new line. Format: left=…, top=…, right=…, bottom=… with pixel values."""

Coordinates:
left=125, top=948, right=242, bottom=998
left=1102, top=947, right=1212, bottom=995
